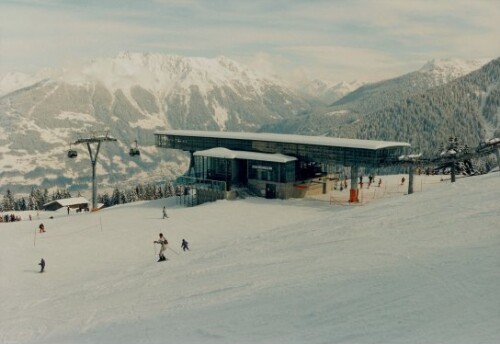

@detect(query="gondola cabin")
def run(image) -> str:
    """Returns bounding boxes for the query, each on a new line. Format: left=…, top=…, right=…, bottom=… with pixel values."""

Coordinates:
left=129, top=148, right=140, bottom=156
left=67, top=149, right=78, bottom=158
left=129, top=140, right=140, bottom=156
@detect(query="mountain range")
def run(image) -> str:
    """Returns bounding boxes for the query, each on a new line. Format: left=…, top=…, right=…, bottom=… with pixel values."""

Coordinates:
left=261, top=57, right=499, bottom=159
left=0, top=53, right=496, bottom=195
left=0, top=52, right=312, bottom=194
left=296, top=79, right=365, bottom=105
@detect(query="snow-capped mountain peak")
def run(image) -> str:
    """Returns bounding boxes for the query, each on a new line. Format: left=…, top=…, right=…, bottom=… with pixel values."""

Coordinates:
left=418, top=57, right=492, bottom=84
left=0, top=52, right=311, bottom=193
left=0, top=71, right=44, bottom=96
left=47, top=52, right=278, bottom=95
left=299, top=79, right=365, bottom=104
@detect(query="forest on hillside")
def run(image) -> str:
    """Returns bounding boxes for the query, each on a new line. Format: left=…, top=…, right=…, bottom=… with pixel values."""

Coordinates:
left=262, top=58, right=500, bottom=160
left=0, top=182, right=177, bottom=213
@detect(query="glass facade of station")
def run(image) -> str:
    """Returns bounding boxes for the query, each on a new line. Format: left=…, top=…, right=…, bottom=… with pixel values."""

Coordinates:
left=155, top=132, right=408, bottom=167
left=193, top=156, right=297, bottom=184
left=247, top=160, right=296, bottom=183
left=154, top=130, right=410, bottom=200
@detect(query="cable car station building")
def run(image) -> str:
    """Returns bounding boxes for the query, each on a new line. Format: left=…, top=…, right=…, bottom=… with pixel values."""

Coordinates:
left=154, top=130, right=410, bottom=202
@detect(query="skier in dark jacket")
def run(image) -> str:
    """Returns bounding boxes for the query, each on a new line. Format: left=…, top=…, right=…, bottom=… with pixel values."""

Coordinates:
left=181, top=239, right=189, bottom=251
left=39, top=258, right=45, bottom=273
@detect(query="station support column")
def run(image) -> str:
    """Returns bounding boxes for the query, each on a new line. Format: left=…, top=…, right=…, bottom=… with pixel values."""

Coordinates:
left=450, top=159, right=456, bottom=183
left=495, top=148, right=500, bottom=171
left=408, top=165, right=414, bottom=195
left=349, top=165, right=359, bottom=203
left=188, top=151, right=195, bottom=176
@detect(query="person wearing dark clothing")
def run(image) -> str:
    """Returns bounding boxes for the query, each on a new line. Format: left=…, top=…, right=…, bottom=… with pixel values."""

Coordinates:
left=39, top=258, right=45, bottom=273
left=39, top=223, right=45, bottom=233
left=181, top=239, right=189, bottom=251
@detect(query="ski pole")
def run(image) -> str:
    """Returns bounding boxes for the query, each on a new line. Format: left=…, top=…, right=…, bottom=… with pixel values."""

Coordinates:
left=168, top=246, right=179, bottom=255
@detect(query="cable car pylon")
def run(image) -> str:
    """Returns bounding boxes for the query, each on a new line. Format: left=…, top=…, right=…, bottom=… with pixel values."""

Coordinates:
left=70, top=132, right=117, bottom=211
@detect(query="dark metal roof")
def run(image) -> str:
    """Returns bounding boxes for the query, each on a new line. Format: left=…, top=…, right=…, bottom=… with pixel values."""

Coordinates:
left=156, top=130, right=410, bottom=150
left=155, top=130, right=411, bottom=167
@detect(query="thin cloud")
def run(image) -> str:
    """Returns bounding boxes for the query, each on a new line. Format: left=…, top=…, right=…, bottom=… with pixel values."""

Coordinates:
left=271, top=45, right=411, bottom=83
left=1, top=0, right=499, bottom=81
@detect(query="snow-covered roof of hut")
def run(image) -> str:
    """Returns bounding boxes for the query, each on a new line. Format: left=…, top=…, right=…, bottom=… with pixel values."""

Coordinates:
left=156, top=130, right=411, bottom=150
left=43, top=197, right=89, bottom=208
left=194, top=148, right=297, bottom=163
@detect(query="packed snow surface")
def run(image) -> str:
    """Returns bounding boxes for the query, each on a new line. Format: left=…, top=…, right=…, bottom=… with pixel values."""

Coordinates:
left=0, top=174, right=499, bottom=344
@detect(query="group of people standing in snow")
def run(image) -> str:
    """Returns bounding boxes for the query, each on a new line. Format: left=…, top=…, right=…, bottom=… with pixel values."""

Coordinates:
left=359, top=175, right=382, bottom=189
left=1, top=213, right=22, bottom=223
left=334, top=176, right=383, bottom=191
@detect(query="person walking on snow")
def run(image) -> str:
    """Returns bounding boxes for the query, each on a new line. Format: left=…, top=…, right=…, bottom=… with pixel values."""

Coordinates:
left=154, top=233, right=168, bottom=261
left=181, top=239, right=189, bottom=251
left=162, top=206, right=168, bottom=219
left=39, top=258, right=45, bottom=273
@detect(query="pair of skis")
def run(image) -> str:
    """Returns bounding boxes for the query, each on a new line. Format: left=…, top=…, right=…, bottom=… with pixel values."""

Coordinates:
left=153, top=243, right=179, bottom=262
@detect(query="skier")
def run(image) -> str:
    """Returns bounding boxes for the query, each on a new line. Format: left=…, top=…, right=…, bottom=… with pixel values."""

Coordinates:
left=38, top=223, right=45, bottom=233
left=154, top=233, right=168, bottom=262
left=401, top=176, right=406, bottom=185
left=38, top=258, right=45, bottom=273
left=162, top=206, right=168, bottom=219
left=181, top=239, right=189, bottom=251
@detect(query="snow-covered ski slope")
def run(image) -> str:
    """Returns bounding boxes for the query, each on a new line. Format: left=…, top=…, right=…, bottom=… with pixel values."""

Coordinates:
left=1, top=174, right=499, bottom=344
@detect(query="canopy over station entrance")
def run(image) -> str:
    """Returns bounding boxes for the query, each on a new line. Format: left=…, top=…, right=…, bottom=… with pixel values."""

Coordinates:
left=154, top=130, right=411, bottom=202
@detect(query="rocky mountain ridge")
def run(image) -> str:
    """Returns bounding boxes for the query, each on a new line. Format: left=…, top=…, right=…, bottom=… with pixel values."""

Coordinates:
left=262, top=58, right=500, bottom=161
left=0, top=54, right=495, bottom=194
left=0, top=53, right=312, bottom=194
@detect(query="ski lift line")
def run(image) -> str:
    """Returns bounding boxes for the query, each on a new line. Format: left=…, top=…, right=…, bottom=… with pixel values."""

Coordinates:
left=381, top=137, right=500, bottom=168
left=71, top=130, right=117, bottom=144
left=72, top=136, right=118, bottom=145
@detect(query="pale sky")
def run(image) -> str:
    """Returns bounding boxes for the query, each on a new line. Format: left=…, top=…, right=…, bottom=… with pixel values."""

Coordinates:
left=1, top=0, right=499, bottom=83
